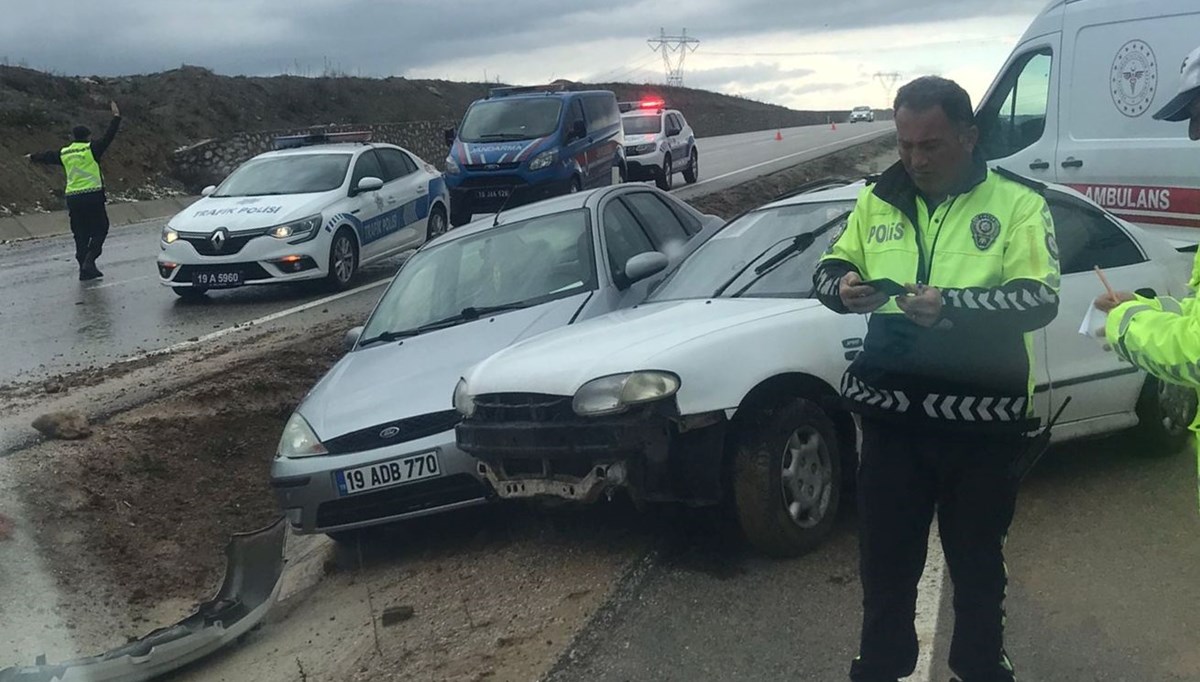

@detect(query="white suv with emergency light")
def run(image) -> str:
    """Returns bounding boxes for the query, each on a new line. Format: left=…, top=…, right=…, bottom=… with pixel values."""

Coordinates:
left=158, top=132, right=450, bottom=299
left=620, top=100, right=699, bottom=191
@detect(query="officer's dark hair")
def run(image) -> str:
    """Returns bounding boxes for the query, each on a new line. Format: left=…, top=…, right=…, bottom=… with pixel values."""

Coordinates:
left=893, top=76, right=976, bottom=128
left=71, top=125, right=91, bottom=142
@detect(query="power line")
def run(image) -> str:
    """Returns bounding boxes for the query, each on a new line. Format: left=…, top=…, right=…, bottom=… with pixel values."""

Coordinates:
left=648, top=28, right=700, bottom=87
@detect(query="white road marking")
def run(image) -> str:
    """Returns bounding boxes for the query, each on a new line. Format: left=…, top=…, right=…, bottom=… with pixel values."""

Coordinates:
left=683, top=128, right=891, bottom=191
left=904, top=521, right=946, bottom=682
left=85, top=275, right=149, bottom=290
left=119, top=278, right=390, bottom=365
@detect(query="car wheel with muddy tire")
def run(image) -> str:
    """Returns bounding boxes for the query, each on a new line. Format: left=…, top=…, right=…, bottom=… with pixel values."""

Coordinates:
left=1134, top=376, right=1196, bottom=455
left=731, top=397, right=842, bottom=557
left=683, top=149, right=699, bottom=184
left=656, top=154, right=673, bottom=191
left=325, top=228, right=359, bottom=292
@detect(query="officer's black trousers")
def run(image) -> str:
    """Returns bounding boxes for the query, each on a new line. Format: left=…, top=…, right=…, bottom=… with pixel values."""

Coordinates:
left=67, top=193, right=110, bottom=267
left=849, top=417, right=1021, bottom=682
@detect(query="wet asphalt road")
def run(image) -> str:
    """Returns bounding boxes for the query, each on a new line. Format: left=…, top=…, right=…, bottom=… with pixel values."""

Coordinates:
left=549, top=433, right=1200, bottom=682
left=0, top=122, right=892, bottom=387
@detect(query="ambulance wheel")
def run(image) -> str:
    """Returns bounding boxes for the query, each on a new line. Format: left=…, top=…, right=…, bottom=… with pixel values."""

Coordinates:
left=325, top=229, right=358, bottom=292
left=450, top=203, right=472, bottom=228
left=1134, top=377, right=1195, bottom=456
left=173, top=287, right=208, bottom=301
left=683, top=150, right=699, bottom=184
left=732, top=397, right=841, bottom=557
left=656, top=155, right=673, bottom=191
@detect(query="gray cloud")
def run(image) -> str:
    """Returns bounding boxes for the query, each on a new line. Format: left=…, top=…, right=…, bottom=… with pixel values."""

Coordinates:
left=682, top=63, right=816, bottom=91
left=0, top=0, right=1046, bottom=77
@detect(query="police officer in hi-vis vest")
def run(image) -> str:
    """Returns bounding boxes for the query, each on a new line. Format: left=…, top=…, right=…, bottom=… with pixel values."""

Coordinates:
left=25, top=101, right=122, bottom=281
left=813, top=77, right=1060, bottom=682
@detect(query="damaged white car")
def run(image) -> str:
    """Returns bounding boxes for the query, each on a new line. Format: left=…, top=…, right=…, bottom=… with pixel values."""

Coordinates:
left=454, top=178, right=1195, bottom=557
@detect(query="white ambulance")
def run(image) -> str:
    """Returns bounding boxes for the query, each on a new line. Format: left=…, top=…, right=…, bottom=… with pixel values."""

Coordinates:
left=978, top=0, right=1200, bottom=248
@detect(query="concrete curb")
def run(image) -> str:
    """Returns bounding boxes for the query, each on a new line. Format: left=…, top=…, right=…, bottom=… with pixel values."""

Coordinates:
left=0, top=196, right=199, bottom=243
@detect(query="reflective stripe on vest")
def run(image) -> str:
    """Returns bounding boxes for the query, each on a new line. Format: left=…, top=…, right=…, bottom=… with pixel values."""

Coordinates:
left=60, top=142, right=103, bottom=196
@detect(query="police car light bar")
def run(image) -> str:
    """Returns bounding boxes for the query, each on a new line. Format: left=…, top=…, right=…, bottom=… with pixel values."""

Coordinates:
left=273, top=131, right=373, bottom=150
left=488, top=83, right=568, bottom=98
left=618, top=99, right=666, bottom=113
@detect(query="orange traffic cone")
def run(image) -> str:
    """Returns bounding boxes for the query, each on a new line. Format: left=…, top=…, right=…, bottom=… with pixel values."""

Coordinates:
left=775, top=130, right=783, bottom=141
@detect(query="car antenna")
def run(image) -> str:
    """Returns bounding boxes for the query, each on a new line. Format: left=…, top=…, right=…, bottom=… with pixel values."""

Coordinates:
left=493, top=187, right=521, bottom=227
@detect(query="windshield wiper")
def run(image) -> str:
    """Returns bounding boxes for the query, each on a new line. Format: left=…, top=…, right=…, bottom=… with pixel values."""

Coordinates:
left=710, top=209, right=852, bottom=299
left=476, top=133, right=529, bottom=141
left=357, top=303, right=533, bottom=347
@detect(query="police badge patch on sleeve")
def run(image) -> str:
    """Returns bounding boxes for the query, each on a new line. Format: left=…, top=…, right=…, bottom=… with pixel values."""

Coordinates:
left=825, top=220, right=848, bottom=255
left=970, top=213, right=1001, bottom=251
left=1045, top=232, right=1059, bottom=261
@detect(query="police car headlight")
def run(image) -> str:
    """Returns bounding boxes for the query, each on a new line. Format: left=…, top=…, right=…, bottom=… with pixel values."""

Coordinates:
left=270, top=215, right=321, bottom=240
left=453, top=378, right=476, bottom=417
left=528, top=149, right=558, bottom=171
left=277, top=412, right=328, bottom=459
left=572, top=372, right=680, bottom=417
left=635, top=143, right=657, bottom=155
left=161, top=227, right=179, bottom=245
left=445, top=157, right=462, bottom=175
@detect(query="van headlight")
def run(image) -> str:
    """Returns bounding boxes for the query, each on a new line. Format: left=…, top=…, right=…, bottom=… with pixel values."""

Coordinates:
left=277, top=413, right=328, bottom=458
left=270, top=215, right=322, bottom=240
left=453, top=378, right=476, bottom=417
left=528, top=149, right=558, bottom=171
left=572, top=372, right=680, bottom=416
left=161, top=226, right=179, bottom=244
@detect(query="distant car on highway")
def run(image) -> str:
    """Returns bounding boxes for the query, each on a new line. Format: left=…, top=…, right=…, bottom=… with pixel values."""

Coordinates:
left=620, top=99, right=699, bottom=191
left=157, top=131, right=449, bottom=299
left=454, top=176, right=1195, bottom=557
left=270, top=184, right=723, bottom=542
left=849, top=106, right=875, bottom=123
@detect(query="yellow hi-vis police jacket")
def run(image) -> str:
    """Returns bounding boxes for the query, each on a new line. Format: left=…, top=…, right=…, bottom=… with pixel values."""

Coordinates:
left=813, top=156, right=1060, bottom=432
left=1106, top=281, right=1200, bottom=509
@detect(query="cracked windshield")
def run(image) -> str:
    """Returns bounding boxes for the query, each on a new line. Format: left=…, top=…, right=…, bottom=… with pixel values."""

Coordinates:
left=1, top=1, right=1198, bottom=681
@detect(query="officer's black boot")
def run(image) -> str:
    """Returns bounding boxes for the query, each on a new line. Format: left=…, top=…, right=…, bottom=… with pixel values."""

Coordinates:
left=81, top=254, right=103, bottom=279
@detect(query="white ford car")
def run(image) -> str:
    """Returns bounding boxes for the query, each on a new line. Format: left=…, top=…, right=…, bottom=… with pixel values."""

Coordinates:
left=454, top=177, right=1196, bottom=557
left=158, top=132, right=450, bottom=299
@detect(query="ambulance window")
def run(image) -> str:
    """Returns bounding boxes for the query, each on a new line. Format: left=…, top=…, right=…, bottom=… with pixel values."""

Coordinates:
left=1048, top=200, right=1145, bottom=275
left=978, top=49, right=1052, bottom=160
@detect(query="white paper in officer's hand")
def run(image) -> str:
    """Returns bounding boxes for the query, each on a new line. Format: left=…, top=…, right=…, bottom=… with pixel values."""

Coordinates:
left=1078, top=303, right=1108, bottom=338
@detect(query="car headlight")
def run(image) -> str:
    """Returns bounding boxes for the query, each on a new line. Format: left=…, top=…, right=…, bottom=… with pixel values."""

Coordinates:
left=635, top=143, right=657, bottom=155
left=277, top=413, right=328, bottom=458
left=572, top=371, right=681, bottom=416
left=445, top=157, right=462, bottom=175
left=528, top=149, right=558, bottom=171
left=269, top=215, right=322, bottom=240
left=161, top=226, right=179, bottom=244
left=453, top=378, right=476, bottom=417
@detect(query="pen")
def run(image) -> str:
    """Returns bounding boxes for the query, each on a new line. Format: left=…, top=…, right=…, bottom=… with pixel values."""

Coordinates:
left=1094, top=265, right=1116, bottom=299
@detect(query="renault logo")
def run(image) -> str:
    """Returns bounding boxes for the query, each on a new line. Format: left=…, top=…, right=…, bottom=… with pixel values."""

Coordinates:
left=379, top=426, right=401, bottom=439
left=210, top=228, right=229, bottom=251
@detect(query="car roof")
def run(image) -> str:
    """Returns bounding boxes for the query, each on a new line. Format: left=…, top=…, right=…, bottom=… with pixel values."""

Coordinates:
left=255, top=143, right=375, bottom=159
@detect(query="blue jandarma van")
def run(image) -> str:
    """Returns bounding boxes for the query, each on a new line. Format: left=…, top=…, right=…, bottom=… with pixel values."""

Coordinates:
left=443, top=85, right=625, bottom=226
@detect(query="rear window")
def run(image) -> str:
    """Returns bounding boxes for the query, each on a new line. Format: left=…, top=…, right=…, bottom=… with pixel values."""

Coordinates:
left=623, top=115, right=661, bottom=135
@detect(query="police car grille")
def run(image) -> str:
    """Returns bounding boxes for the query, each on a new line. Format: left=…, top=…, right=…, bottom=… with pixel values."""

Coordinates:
left=473, top=393, right=575, bottom=423
left=323, top=410, right=464, bottom=455
left=316, top=474, right=488, bottom=528
left=175, top=263, right=271, bottom=281
left=181, top=234, right=257, bottom=256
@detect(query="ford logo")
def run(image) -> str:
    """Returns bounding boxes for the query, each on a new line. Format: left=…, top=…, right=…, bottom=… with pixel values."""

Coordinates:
left=379, top=426, right=402, bottom=439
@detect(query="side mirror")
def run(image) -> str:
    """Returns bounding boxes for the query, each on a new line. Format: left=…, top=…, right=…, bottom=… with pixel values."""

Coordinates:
left=624, top=251, right=669, bottom=286
left=355, top=176, right=384, bottom=195
left=569, top=120, right=587, bottom=142
left=344, top=326, right=364, bottom=352
left=444, top=128, right=456, bottom=148
left=201, top=185, right=217, bottom=197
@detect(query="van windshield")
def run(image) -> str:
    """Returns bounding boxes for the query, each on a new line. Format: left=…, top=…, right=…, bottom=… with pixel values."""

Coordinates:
left=458, top=99, right=564, bottom=142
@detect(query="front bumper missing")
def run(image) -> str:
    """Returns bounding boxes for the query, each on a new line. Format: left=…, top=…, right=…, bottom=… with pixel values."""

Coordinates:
left=0, top=517, right=287, bottom=682
left=478, top=460, right=629, bottom=503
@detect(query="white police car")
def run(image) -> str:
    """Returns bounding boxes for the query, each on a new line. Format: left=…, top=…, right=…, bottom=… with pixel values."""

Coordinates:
left=158, top=132, right=450, bottom=299
left=849, top=106, right=875, bottom=123
left=620, top=100, right=699, bottom=191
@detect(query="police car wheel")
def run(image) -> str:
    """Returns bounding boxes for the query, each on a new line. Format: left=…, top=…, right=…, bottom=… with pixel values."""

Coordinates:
left=173, top=287, right=208, bottom=300
left=683, top=150, right=698, bottom=184
left=732, top=397, right=841, bottom=557
left=656, top=155, right=673, bottom=191
left=325, top=229, right=358, bottom=291
left=428, top=205, right=448, bottom=240
left=1134, top=377, right=1196, bottom=456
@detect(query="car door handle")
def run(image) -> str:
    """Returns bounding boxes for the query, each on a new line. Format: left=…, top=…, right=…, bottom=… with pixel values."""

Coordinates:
left=1029, top=159, right=1050, bottom=171
left=350, top=209, right=361, bottom=215
left=1061, top=157, right=1084, bottom=169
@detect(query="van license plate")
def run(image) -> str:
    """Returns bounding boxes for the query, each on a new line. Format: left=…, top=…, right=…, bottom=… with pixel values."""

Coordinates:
left=476, top=188, right=512, bottom=201
left=335, top=452, right=441, bottom=496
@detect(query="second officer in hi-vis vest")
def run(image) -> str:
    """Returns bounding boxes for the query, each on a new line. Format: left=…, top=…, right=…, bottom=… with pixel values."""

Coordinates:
left=812, top=77, right=1060, bottom=682
left=25, top=101, right=122, bottom=281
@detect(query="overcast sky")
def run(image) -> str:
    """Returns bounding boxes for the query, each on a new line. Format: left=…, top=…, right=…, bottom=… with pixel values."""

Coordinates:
left=0, top=0, right=1049, bottom=110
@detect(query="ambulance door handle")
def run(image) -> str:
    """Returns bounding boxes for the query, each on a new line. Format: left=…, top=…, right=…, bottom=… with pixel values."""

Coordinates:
left=1028, top=159, right=1050, bottom=171
left=1061, top=157, right=1083, bottom=169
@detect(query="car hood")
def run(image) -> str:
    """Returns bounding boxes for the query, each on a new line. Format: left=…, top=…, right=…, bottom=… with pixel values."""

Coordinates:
left=299, top=293, right=590, bottom=439
left=167, top=192, right=337, bottom=233
left=466, top=297, right=826, bottom=397
left=455, top=136, right=553, bottom=166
